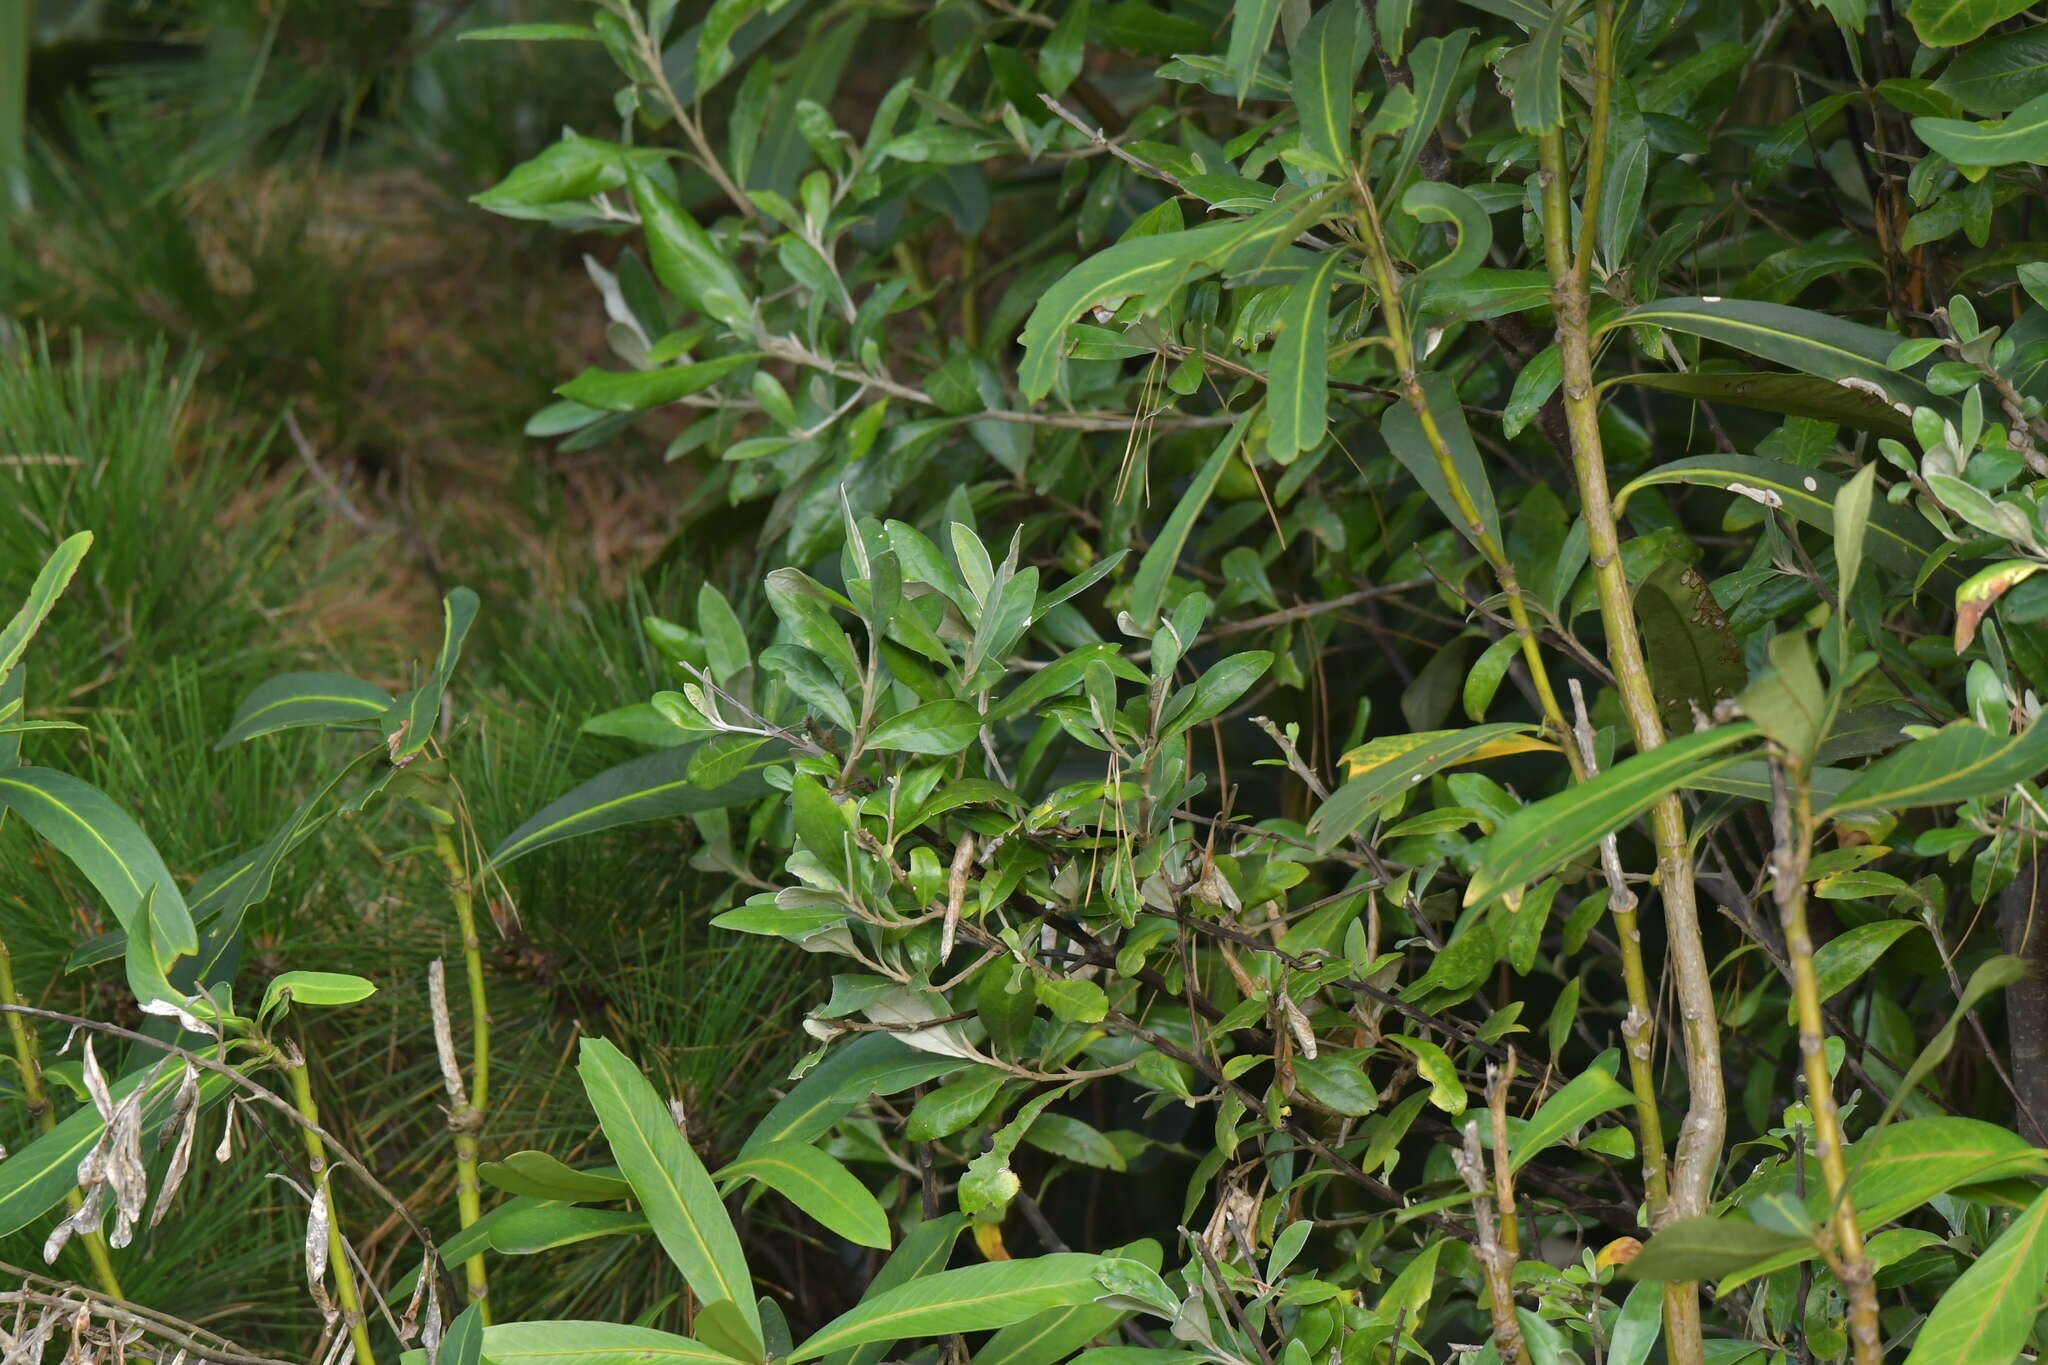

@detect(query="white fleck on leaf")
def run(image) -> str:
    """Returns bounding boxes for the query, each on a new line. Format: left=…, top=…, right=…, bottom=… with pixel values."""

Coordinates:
left=1726, top=482, right=1784, bottom=509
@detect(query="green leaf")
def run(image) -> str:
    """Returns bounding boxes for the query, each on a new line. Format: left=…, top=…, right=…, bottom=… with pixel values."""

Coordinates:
left=1127, top=416, right=1250, bottom=630
left=1955, top=559, right=2043, bottom=654
left=1606, top=370, right=1913, bottom=439
left=1385, top=29, right=1471, bottom=192
left=473, top=1322, right=737, bottom=1365
left=1265, top=252, right=1342, bottom=463
left=487, top=1204, right=650, bottom=1255
left=1292, top=2, right=1361, bottom=170
left=789, top=1255, right=1128, bottom=1361
left=1934, top=25, right=2048, bottom=113
left=441, top=1303, right=484, bottom=1365
left=1614, top=456, right=1940, bottom=578
left=1823, top=719, right=2048, bottom=815
left=742, top=1034, right=961, bottom=1156
left=1738, top=632, right=1828, bottom=765
left=556, top=354, right=760, bottom=412
left=1162, top=651, right=1271, bottom=739
left=1040, top=0, right=1089, bottom=95
left=470, top=137, right=671, bottom=215
left=0, top=531, right=89, bottom=683
left=1909, top=0, right=2034, bottom=47
left=1914, top=90, right=2048, bottom=166
left=218, top=671, right=394, bottom=746
left=261, top=971, right=376, bottom=1016
left=383, top=587, right=480, bottom=763
left=489, top=742, right=778, bottom=867
left=907, top=1066, right=1008, bottom=1140
left=0, top=766, right=194, bottom=964
left=1511, top=1060, right=1634, bottom=1171
left=1225, top=0, right=1285, bottom=103
left=479, top=1150, right=632, bottom=1203
left=1621, top=1215, right=1812, bottom=1282
left=1512, top=0, right=1573, bottom=134
left=1403, top=182, right=1493, bottom=282
left=1902, top=1190, right=2048, bottom=1363
left=867, top=700, right=984, bottom=755
left=1605, top=298, right=1933, bottom=411
left=1018, top=222, right=1247, bottom=399
left=1465, top=724, right=1759, bottom=910
left=1035, top=976, right=1108, bottom=1025
left=1635, top=560, right=1746, bottom=732
left=719, top=1141, right=891, bottom=1249
left=1389, top=1035, right=1466, bottom=1115
left=1504, top=345, right=1561, bottom=439
left=1807, top=921, right=1921, bottom=1015
left=579, top=1037, right=760, bottom=1349
left=1313, top=725, right=1546, bottom=852
left=458, top=22, right=601, bottom=42
left=1292, top=1053, right=1378, bottom=1116
left=1834, top=463, right=1877, bottom=604
left=1878, top=955, right=2029, bottom=1126
left=1381, top=373, right=1502, bottom=554
left=630, top=168, right=752, bottom=329
left=820, top=1215, right=968, bottom=1365
left=1022, top=1112, right=1128, bottom=1169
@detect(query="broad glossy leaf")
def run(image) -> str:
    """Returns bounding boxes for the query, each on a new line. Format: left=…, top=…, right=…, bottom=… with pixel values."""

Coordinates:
left=1934, top=25, right=2048, bottom=113
left=1823, top=718, right=2048, bottom=815
left=489, top=742, right=778, bottom=867
left=579, top=1038, right=760, bottom=1348
left=1265, top=251, right=1342, bottom=463
left=1608, top=370, right=1913, bottom=438
left=1914, top=90, right=2048, bottom=166
left=1809, top=921, right=1921, bottom=1013
left=719, top=1141, right=891, bottom=1249
left=1511, top=1061, right=1634, bottom=1172
left=556, top=354, right=760, bottom=412
left=867, top=700, right=983, bottom=756
left=789, top=1255, right=1130, bottom=1361
left=630, top=168, right=751, bottom=328
left=0, top=531, right=89, bottom=683
left=1389, top=1035, right=1466, bottom=1115
left=474, top=1322, right=735, bottom=1365
left=1161, top=651, right=1271, bottom=739
left=218, top=671, right=394, bottom=746
left=1901, top=1190, right=2048, bottom=1363
left=441, top=1303, right=484, bottom=1365
left=1909, top=0, right=2034, bottom=47
left=478, top=1150, right=631, bottom=1203
left=1465, top=724, right=1759, bottom=909
left=1606, top=298, right=1932, bottom=411
left=1292, top=2, right=1361, bottom=171
left=1381, top=373, right=1502, bottom=554
left=1614, top=456, right=1940, bottom=577
left=1314, top=724, right=1548, bottom=852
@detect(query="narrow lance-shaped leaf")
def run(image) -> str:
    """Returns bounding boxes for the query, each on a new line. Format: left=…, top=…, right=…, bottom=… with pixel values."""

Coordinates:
left=469, top=1322, right=739, bottom=1365
left=1614, top=456, right=1941, bottom=578
left=489, top=741, right=780, bottom=867
left=0, top=767, right=193, bottom=958
left=578, top=1038, right=761, bottom=1349
left=218, top=671, right=394, bottom=747
left=385, top=587, right=480, bottom=762
left=718, top=1141, right=891, bottom=1249
left=630, top=167, right=752, bottom=328
left=1265, top=252, right=1342, bottom=463
left=788, top=1255, right=1132, bottom=1362
left=1604, top=298, right=1935, bottom=411
left=0, top=530, right=91, bottom=683
left=1511, top=1059, right=1634, bottom=1171
left=1822, top=719, right=2048, bottom=815
left=1381, top=373, right=1502, bottom=554
left=1465, top=724, right=1759, bottom=909
left=1292, top=1, right=1361, bottom=170
left=1313, top=724, right=1552, bottom=853
left=1224, top=0, right=1284, bottom=103
left=1126, top=416, right=1251, bottom=631
left=1901, top=1190, right=2048, bottom=1364
left=1913, top=91, right=2048, bottom=168
left=1512, top=0, right=1573, bottom=134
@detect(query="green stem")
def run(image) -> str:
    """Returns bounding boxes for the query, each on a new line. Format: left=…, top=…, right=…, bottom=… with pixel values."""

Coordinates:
left=285, top=1052, right=376, bottom=1365
left=1, top=928, right=125, bottom=1299
left=1349, top=179, right=1581, bottom=771
left=1770, top=763, right=1882, bottom=1365
left=1539, top=124, right=1722, bottom=1360
left=432, top=825, right=491, bottom=1321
